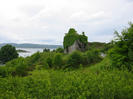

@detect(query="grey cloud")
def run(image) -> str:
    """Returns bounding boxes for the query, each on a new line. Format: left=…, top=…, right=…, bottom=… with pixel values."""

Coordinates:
left=0, top=0, right=133, bottom=44
left=20, top=5, right=45, bottom=17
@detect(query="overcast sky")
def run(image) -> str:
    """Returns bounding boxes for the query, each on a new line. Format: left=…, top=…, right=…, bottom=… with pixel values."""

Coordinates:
left=0, top=0, right=133, bottom=45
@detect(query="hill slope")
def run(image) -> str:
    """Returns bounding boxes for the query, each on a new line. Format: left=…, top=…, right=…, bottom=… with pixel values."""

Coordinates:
left=0, top=43, right=62, bottom=48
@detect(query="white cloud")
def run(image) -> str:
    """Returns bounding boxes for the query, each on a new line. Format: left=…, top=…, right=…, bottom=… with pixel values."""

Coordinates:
left=0, top=0, right=133, bottom=44
left=70, top=11, right=109, bottom=22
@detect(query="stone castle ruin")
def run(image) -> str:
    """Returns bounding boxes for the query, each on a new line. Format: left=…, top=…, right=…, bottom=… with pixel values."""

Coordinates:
left=63, top=28, right=88, bottom=53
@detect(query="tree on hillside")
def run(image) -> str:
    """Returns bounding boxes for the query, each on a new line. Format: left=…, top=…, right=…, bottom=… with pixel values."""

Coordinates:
left=0, top=44, right=18, bottom=63
left=109, top=22, right=133, bottom=71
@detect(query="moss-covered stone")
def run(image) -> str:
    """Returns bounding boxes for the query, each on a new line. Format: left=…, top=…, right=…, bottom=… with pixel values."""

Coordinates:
left=63, top=28, right=88, bottom=49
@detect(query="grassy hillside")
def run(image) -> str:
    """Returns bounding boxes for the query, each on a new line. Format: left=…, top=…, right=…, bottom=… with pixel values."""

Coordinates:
left=88, top=42, right=106, bottom=49
left=0, top=23, right=133, bottom=99
left=0, top=43, right=132, bottom=98
left=0, top=57, right=133, bottom=99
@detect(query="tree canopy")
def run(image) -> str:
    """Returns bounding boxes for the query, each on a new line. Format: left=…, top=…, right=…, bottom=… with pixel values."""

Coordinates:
left=0, top=44, right=18, bottom=63
left=109, top=22, right=133, bottom=71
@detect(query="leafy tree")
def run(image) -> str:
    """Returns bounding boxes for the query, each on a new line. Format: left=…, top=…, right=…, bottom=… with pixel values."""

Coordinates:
left=55, top=47, right=64, bottom=53
left=43, top=48, right=50, bottom=52
left=109, top=22, right=133, bottom=71
left=0, top=44, right=18, bottom=63
left=101, top=42, right=113, bottom=53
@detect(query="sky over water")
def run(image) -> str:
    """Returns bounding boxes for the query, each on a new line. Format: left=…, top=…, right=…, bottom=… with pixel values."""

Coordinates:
left=0, top=0, right=133, bottom=44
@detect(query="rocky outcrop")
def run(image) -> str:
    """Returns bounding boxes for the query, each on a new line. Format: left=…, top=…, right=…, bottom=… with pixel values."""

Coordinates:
left=64, top=40, right=86, bottom=54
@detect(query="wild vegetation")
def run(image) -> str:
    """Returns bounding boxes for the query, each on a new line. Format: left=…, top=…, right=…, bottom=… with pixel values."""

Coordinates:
left=0, top=23, right=133, bottom=98
left=109, top=23, right=133, bottom=71
left=0, top=44, right=18, bottom=64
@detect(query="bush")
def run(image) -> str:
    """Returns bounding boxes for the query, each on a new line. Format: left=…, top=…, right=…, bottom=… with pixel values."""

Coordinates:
left=26, top=52, right=41, bottom=66
left=67, top=51, right=83, bottom=68
left=6, top=57, right=28, bottom=76
left=43, top=48, right=50, bottom=52
left=109, top=23, right=133, bottom=71
left=85, top=49, right=102, bottom=65
left=0, top=69, right=133, bottom=98
left=0, top=44, right=18, bottom=63
left=0, top=66, right=8, bottom=77
left=55, top=47, right=64, bottom=53
left=14, top=58, right=28, bottom=76
left=46, top=57, right=53, bottom=68
left=53, top=53, right=63, bottom=68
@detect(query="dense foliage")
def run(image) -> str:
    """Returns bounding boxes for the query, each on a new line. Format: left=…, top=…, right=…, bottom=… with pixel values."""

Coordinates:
left=55, top=47, right=64, bottom=53
left=0, top=60, right=133, bottom=98
left=0, top=44, right=18, bottom=63
left=109, top=23, right=133, bottom=71
left=0, top=22, right=133, bottom=98
left=63, top=28, right=88, bottom=49
left=85, top=50, right=102, bottom=65
left=43, top=48, right=50, bottom=52
left=0, top=48, right=102, bottom=77
left=53, top=53, right=63, bottom=68
left=88, top=42, right=106, bottom=50
left=67, top=51, right=83, bottom=68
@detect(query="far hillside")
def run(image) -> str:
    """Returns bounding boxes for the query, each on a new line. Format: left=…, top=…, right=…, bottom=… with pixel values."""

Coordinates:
left=0, top=43, right=62, bottom=49
left=88, top=42, right=106, bottom=49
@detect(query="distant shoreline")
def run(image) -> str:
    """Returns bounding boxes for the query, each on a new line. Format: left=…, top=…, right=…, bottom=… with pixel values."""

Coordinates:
left=0, top=43, right=63, bottom=49
left=17, top=49, right=30, bottom=53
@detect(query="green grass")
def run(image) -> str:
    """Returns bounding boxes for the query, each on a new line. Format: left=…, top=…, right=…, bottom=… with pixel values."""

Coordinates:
left=0, top=58, right=133, bottom=99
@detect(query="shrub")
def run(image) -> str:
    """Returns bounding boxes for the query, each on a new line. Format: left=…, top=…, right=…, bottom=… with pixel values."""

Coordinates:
left=0, top=69, right=133, bottom=98
left=0, top=44, right=18, bottom=63
left=43, top=48, right=50, bottom=52
left=6, top=57, right=28, bottom=76
left=85, top=49, right=102, bottom=65
left=67, top=51, right=83, bottom=68
left=101, top=42, right=113, bottom=53
left=53, top=53, right=63, bottom=68
left=0, top=66, right=8, bottom=77
left=109, top=23, right=133, bottom=71
left=46, top=57, right=53, bottom=68
left=55, top=47, right=64, bottom=53
left=38, top=52, right=56, bottom=68
left=14, top=58, right=28, bottom=76
left=26, top=52, right=41, bottom=66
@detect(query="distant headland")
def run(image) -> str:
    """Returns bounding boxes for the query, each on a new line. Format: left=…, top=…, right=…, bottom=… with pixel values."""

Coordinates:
left=0, top=43, right=62, bottom=49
